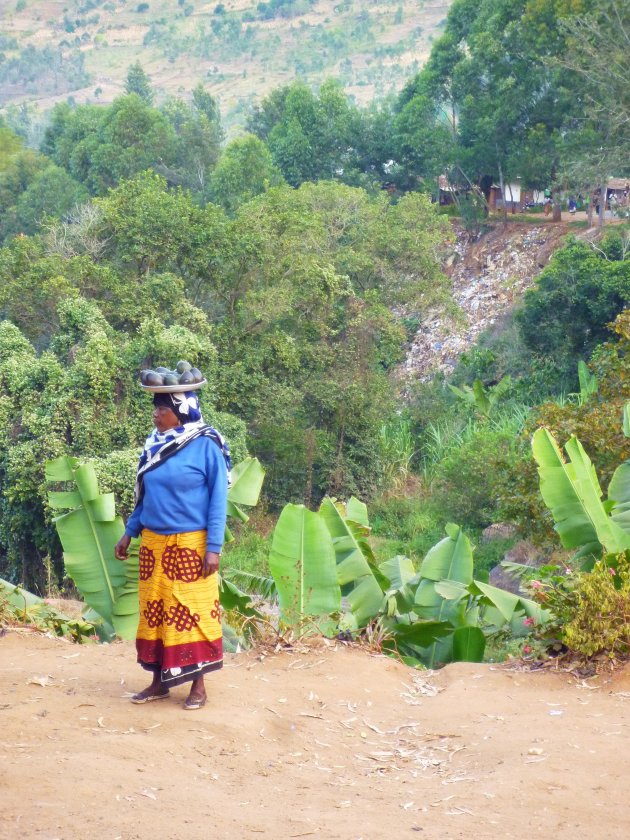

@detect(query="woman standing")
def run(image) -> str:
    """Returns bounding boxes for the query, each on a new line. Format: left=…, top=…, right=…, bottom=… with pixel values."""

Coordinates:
left=114, top=386, right=229, bottom=710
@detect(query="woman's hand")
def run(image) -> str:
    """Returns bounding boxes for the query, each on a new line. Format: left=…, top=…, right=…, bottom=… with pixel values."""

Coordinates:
left=114, top=534, right=131, bottom=561
left=203, top=551, right=220, bottom=577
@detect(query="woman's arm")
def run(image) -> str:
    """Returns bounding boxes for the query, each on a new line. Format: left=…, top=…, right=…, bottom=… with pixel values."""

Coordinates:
left=124, top=498, right=144, bottom=539
left=204, top=440, right=228, bottom=568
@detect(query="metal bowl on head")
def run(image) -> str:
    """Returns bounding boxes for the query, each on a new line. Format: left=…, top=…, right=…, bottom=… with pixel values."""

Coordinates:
left=140, top=379, right=207, bottom=393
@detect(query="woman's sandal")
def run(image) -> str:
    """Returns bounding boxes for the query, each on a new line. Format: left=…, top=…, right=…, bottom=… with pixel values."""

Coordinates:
left=130, top=689, right=169, bottom=704
left=183, top=694, right=207, bottom=711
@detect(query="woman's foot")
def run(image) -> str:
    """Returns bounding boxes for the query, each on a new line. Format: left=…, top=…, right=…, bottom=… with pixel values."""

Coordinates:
left=183, top=693, right=207, bottom=710
left=130, top=679, right=169, bottom=704
left=183, top=676, right=207, bottom=710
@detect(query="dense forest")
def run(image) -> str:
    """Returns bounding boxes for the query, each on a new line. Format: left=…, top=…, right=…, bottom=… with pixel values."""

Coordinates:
left=1, top=0, right=629, bottom=663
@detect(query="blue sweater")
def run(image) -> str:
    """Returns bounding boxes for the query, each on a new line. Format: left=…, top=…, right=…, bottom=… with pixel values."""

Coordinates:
left=124, top=436, right=228, bottom=553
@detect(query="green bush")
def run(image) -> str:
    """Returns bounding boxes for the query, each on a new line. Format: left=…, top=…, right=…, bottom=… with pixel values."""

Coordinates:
left=90, top=449, right=138, bottom=519
left=370, top=493, right=446, bottom=561
left=430, top=425, right=523, bottom=530
left=516, top=236, right=630, bottom=391
left=563, top=558, right=630, bottom=659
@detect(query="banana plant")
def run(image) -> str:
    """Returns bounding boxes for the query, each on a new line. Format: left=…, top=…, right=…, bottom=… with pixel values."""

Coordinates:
left=448, top=376, right=512, bottom=418
left=268, top=503, right=340, bottom=631
left=46, top=456, right=139, bottom=640
left=531, top=422, right=630, bottom=561
left=576, top=360, right=598, bottom=406
left=380, top=525, right=547, bottom=668
left=266, top=494, right=546, bottom=665
left=319, top=496, right=386, bottom=628
left=412, top=523, right=482, bottom=667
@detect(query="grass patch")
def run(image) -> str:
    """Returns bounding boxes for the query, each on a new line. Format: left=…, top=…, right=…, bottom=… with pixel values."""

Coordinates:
left=221, top=513, right=273, bottom=576
left=370, top=488, right=517, bottom=579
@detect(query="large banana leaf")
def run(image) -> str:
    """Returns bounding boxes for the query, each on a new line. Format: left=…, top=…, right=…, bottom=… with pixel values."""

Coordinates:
left=46, top=456, right=134, bottom=636
left=223, top=569, right=278, bottom=602
left=319, top=497, right=384, bottom=627
left=608, top=462, right=630, bottom=533
left=470, top=579, right=549, bottom=626
left=225, top=457, right=265, bottom=539
left=269, top=503, right=340, bottom=627
left=346, top=496, right=369, bottom=527
left=381, top=617, right=452, bottom=662
left=112, top=538, right=140, bottom=640
left=413, top=574, right=471, bottom=667
left=227, top=457, right=265, bottom=511
left=419, top=522, right=474, bottom=584
left=532, top=429, right=630, bottom=554
left=379, top=555, right=417, bottom=590
left=219, top=576, right=264, bottom=618
left=453, top=626, right=485, bottom=662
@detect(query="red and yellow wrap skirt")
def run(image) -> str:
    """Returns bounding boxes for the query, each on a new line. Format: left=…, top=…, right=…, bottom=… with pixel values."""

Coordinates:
left=136, top=529, right=222, bottom=687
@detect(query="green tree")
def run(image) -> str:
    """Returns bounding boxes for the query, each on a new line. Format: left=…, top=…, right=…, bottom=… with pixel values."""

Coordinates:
left=393, top=93, right=455, bottom=190
left=0, top=124, right=23, bottom=171
left=96, top=170, right=204, bottom=274
left=516, top=236, right=630, bottom=387
left=206, top=181, right=451, bottom=502
left=160, top=87, right=225, bottom=196
left=124, top=61, right=154, bottom=104
left=42, top=96, right=178, bottom=195
left=208, top=134, right=284, bottom=213
left=10, top=165, right=87, bottom=237
left=402, top=0, right=585, bottom=204
left=250, top=80, right=365, bottom=186
left=556, top=0, right=630, bottom=226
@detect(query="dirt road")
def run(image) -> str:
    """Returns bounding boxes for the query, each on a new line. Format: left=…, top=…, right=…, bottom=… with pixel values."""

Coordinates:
left=2, top=631, right=630, bottom=839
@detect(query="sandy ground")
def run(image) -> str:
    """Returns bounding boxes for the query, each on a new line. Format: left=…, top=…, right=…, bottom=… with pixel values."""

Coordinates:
left=2, top=631, right=630, bottom=840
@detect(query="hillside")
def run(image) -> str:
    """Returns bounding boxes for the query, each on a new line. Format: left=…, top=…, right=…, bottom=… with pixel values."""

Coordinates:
left=2, top=629, right=630, bottom=838
left=0, top=0, right=452, bottom=127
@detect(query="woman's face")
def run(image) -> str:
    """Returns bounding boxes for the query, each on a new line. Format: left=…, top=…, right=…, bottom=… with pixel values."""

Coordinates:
left=153, top=404, right=181, bottom=433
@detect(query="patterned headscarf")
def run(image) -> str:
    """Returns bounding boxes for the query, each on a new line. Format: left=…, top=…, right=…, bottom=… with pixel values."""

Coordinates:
left=153, top=391, right=202, bottom=424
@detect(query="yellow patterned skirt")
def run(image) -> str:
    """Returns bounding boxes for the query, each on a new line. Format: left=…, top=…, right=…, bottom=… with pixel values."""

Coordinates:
left=136, top=529, right=222, bottom=687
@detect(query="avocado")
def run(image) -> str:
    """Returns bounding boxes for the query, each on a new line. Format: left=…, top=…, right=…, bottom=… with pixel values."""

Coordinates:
left=190, top=367, right=203, bottom=383
left=163, top=374, right=179, bottom=386
left=178, top=370, right=195, bottom=385
left=155, top=366, right=171, bottom=375
left=145, top=371, right=164, bottom=386
left=176, top=360, right=193, bottom=374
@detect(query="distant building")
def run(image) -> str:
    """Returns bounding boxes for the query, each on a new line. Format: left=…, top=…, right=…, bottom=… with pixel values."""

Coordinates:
left=605, top=177, right=629, bottom=206
left=488, top=181, right=545, bottom=212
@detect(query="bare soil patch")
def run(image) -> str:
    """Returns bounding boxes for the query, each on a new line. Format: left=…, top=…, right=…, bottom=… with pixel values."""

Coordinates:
left=2, top=631, right=630, bottom=839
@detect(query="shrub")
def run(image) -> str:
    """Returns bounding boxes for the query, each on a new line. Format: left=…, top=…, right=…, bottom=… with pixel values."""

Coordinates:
left=516, top=236, right=630, bottom=387
left=431, top=424, right=523, bottom=530
left=563, top=558, right=630, bottom=659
